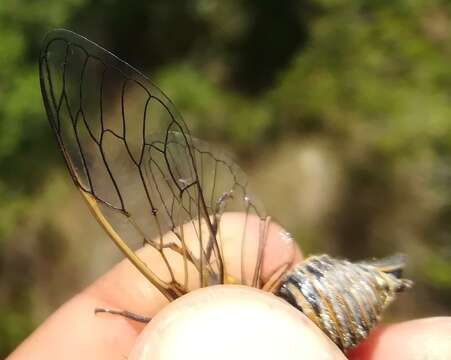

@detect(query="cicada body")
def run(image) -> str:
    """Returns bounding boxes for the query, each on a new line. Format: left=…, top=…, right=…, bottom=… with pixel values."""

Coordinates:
left=39, top=29, right=412, bottom=353
left=276, top=254, right=413, bottom=350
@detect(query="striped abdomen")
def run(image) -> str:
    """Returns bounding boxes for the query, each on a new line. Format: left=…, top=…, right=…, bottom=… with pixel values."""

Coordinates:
left=276, top=254, right=412, bottom=351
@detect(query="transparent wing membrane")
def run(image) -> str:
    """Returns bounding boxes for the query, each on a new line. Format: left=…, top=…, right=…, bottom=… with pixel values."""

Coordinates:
left=39, top=29, right=273, bottom=300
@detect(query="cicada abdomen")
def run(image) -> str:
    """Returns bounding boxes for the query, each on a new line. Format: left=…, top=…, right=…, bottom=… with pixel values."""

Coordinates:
left=276, top=253, right=413, bottom=351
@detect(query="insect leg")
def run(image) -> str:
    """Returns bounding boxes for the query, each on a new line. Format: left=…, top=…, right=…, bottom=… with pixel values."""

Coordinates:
left=94, top=307, right=151, bottom=323
left=262, top=261, right=292, bottom=293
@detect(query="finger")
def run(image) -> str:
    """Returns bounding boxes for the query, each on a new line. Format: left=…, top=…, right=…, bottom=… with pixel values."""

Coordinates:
left=88, top=212, right=301, bottom=322
left=348, top=317, right=451, bottom=360
left=7, top=291, right=143, bottom=360
left=129, top=285, right=346, bottom=360
left=9, top=213, right=301, bottom=359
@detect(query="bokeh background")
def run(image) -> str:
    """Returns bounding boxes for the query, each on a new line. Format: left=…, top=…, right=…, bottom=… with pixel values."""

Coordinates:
left=1, top=0, right=451, bottom=356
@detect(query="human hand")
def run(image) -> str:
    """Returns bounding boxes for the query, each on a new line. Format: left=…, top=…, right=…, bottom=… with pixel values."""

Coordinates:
left=8, top=214, right=451, bottom=359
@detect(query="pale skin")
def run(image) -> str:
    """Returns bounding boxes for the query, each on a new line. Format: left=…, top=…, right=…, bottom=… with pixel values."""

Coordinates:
left=8, top=214, right=451, bottom=359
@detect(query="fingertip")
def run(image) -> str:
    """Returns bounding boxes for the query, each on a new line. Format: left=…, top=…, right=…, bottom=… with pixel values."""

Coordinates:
left=348, top=317, right=451, bottom=360
left=129, top=285, right=345, bottom=360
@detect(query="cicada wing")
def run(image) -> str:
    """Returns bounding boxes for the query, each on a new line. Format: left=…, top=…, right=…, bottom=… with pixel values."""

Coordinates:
left=39, top=29, right=269, bottom=300
left=145, top=133, right=269, bottom=287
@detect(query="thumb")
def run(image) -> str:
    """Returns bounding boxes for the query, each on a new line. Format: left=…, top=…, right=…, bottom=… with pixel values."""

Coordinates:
left=129, top=285, right=345, bottom=360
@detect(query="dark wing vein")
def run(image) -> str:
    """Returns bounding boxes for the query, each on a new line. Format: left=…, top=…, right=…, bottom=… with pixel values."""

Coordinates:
left=39, top=29, right=270, bottom=301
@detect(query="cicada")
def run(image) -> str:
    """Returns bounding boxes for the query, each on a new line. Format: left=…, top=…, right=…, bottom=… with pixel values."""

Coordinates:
left=39, top=29, right=412, bottom=351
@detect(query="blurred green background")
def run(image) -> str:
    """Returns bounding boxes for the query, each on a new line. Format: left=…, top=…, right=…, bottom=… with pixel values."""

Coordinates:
left=1, top=0, right=451, bottom=356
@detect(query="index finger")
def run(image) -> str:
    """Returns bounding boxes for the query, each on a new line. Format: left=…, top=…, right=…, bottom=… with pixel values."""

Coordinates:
left=9, top=213, right=302, bottom=359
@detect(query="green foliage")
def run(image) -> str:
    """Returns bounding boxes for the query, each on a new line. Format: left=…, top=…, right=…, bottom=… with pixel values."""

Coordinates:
left=0, top=0, right=88, bottom=237
left=269, top=1, right=451, bottom=283
left=273, top=2, right=451, bottom=156
left=0, top=1, right=88, bottom=356
left=158, top=64, right=273, bottom=148
left=2, top=0, right=451, bottom=356
left=423, top=253, right=451, bottom=287
left=0, top=309, right=34, bottom=357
